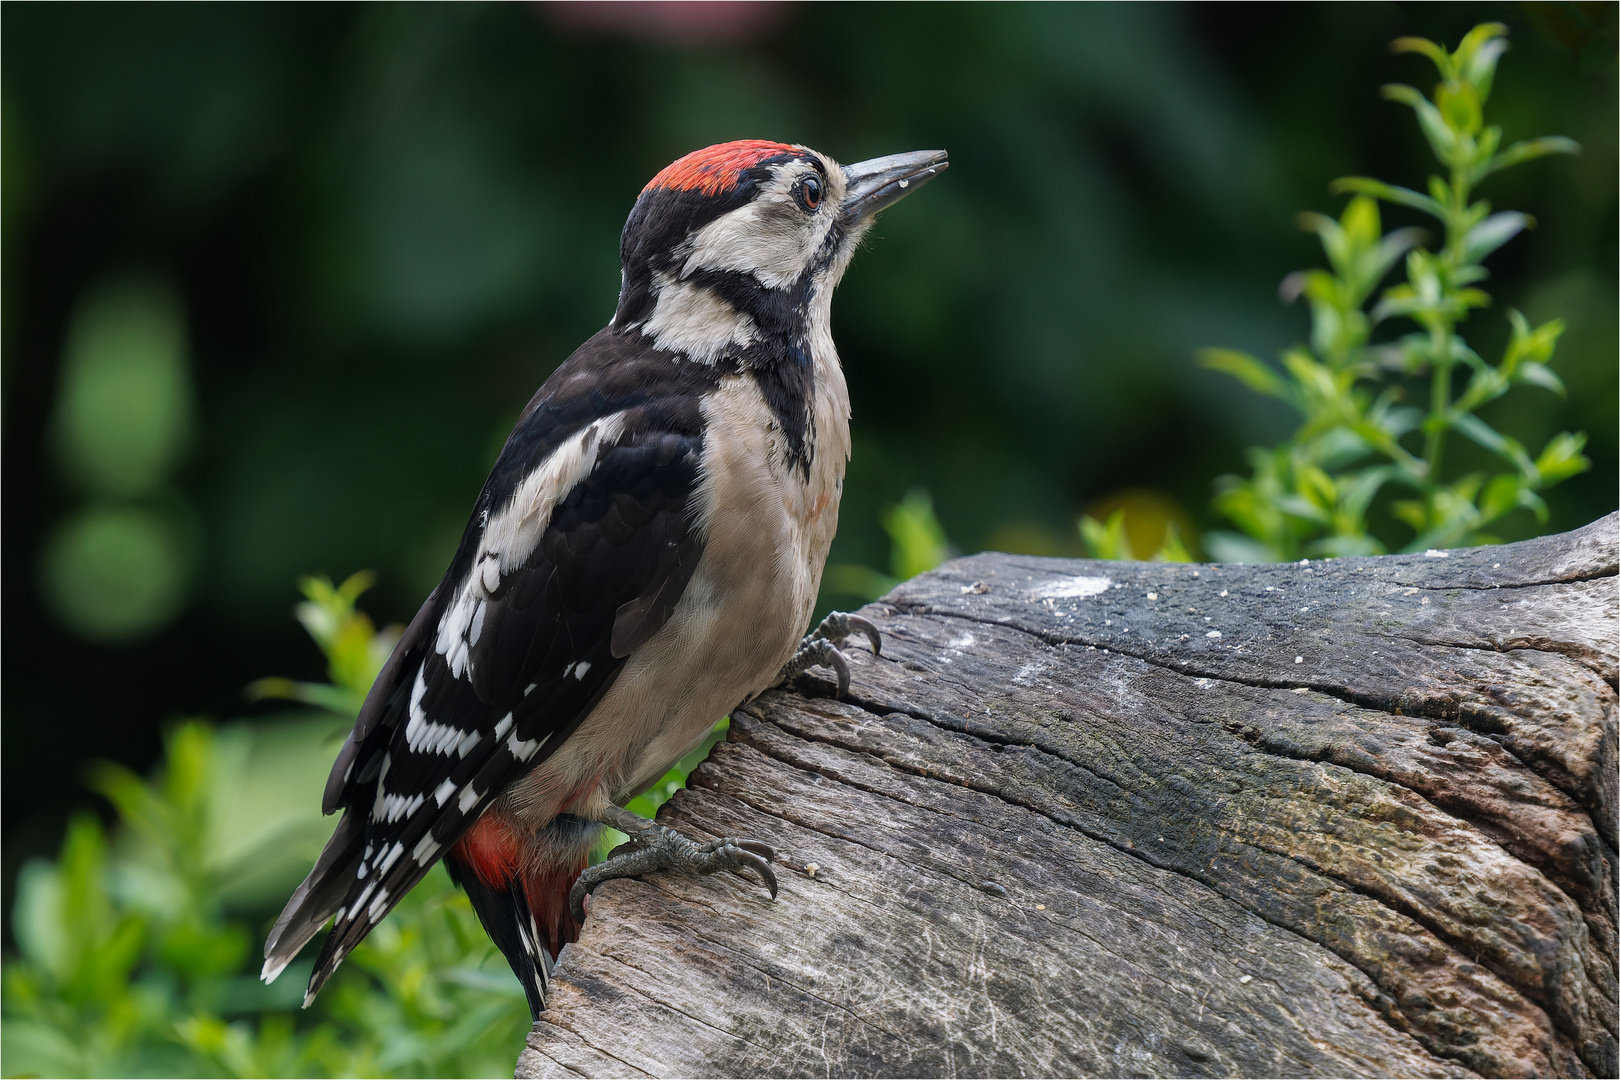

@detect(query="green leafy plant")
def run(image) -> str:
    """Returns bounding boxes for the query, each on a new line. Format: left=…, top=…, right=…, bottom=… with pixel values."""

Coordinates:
left=247, top=572, right=399, bottom=717
left=4, top=579, right=531, bottom=1078
left=1201, top=23, right=1588, bottom=562
left=4, top=570, right=746, bottom=1077
left=1078, top=509, right=1193, bottom=562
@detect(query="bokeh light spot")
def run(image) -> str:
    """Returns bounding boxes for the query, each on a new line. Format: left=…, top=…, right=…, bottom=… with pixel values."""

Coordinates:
left=40, top=504, right=190, bottom=643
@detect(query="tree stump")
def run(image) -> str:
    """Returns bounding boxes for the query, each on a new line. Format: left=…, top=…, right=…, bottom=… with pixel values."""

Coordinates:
left=517, top=515, right=1617, bottom=1079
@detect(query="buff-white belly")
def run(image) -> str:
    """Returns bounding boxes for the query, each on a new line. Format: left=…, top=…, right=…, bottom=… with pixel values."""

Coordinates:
left=502, top=372, right=845, bottom=829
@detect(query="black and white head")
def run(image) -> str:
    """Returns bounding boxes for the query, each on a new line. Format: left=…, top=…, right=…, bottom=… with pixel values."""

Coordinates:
left=612, top=140, right=948, bottom=364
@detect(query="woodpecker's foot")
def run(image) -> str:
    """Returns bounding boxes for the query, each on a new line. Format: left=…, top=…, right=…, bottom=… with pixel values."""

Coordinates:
left=569, top=819, right=777, bottom=923
left=774, top=612, right=882, bottom=697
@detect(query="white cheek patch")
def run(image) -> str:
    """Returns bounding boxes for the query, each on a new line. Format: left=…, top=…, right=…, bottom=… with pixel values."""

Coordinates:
left=643, top=272, right=757, bottom=364
left=436, top=412, right=628, bottom=678
left=682, top=167, right=838, bottom=289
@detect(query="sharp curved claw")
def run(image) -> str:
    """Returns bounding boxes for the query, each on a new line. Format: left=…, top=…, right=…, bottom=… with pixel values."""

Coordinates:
left=828, top=647, right=851, bottom=698
left=736, top=839, right=775, bottom=860
left=847, top=614, right=882, bottom=657
left=734, top=849, right=779, bottom=899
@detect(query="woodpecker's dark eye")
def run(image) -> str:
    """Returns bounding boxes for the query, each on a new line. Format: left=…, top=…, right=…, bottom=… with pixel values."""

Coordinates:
left=794, top=175, right=823, bottom=212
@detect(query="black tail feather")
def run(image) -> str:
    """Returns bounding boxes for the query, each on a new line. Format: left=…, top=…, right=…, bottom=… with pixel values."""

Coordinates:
left=445, top=857, right=553, bottom=1020
left=261, top=810, right=365, bottom=985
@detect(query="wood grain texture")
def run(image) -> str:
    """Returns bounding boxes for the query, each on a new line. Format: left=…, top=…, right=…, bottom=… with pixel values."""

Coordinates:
left=517, top=515, right=1618, bottom=1079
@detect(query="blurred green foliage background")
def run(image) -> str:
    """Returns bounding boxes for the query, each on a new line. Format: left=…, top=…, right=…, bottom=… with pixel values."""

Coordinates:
left=2, top=3, right=1614, bottom=1059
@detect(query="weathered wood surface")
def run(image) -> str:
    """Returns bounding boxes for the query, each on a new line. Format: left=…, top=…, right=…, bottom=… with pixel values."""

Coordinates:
left=518, top=515, right=1618, bottom=1079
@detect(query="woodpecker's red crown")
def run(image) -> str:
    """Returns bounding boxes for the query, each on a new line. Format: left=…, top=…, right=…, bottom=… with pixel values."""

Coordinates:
left=642, top=139, right=800, bottom=197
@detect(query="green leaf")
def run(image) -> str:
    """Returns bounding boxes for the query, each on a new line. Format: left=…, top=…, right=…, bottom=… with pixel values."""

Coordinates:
left=1391, top=35, right=1451, bottom=67
left=1478, top=473, right=1522, bottom=522
left=1279, top=349, right=1339, bottom=406
left=1463, top=212, right=1527, bottom=262
left=883, top=488, right=952, bottom=580
left=243, top=677, right=363, bottom=716
left=1151, top=524, right=1194, bottom=563
left=1331, top=176, right=1444, bottom=218
left=1080, top=509, right=1134, bottom=561
left=1274, top=493, right=1331, bottom=525
left=1451, top=472, right=1486, bottom=505
left=1451, top=413, right=1524, bottom=468
left=1196, top=348, right=1290, bottom=400
left=1534, top=432, right=1591, bottom=485
left=1484, top=136, right=1580, bottom=178
left=1436, top=81, right=1482, bottom=138
left=1391, top=499, right=1428, bottom=532
left=1381, top=83, right=1457, bottom=163
left=1501, top=310, right=1565, bottom=375
left=1336, top=466, right=1395, bottom=524
left=1297, top=465, right=1337, bottom=510
left=1455, top=23, right=1509, bottom=101
left=1517, top=487, right=1550, bottom=524
left=1515, top=362, right=1566, bottom=396
left=1340, top=195, right=1382, bottom=250
left=1366, top=227, right=1426, bottom=287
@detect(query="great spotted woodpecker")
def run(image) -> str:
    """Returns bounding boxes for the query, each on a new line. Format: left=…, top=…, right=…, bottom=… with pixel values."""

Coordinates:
left=261, top=140, right=947, bottom=1018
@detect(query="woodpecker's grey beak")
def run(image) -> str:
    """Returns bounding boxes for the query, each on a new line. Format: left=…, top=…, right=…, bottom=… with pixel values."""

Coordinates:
left=841, top=149, right=948, bottom=224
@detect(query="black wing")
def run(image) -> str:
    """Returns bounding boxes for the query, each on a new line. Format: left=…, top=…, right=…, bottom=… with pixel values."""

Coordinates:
left=263, top=330, right=718, bottom=997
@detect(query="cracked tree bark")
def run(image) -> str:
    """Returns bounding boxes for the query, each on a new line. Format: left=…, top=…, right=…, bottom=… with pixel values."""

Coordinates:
left=516, top=514, right=1617, bottom=1079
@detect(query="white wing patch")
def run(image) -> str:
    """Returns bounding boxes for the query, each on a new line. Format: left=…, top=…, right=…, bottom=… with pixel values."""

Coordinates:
left=404, top=665, right=475, bottom=755
left=373, top=790, right=424, bottom=824
left=369, top=752, right=423, bottom=824
left=508, top=731, right=548, bottom=762
left=350, top=883, right=376, bottom=922
left=376, top=842, right=405, bottom=877
left=435, top=411, right=629, bottom=679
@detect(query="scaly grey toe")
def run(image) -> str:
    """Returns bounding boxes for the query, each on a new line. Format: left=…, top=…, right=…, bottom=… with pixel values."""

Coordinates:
left=810, top=611, right=882, bottom=657
left=772, top=610, right=882, bottom=697
left=570, top=821, right=778, bottom=923
left=777, top=637, right=851, bottom=696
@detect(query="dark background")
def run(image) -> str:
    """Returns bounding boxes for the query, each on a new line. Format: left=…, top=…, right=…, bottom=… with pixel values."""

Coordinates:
left=4, top=2, right=1615, bottom=914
